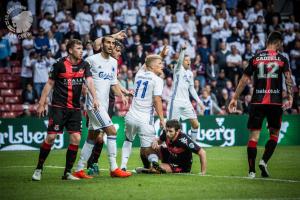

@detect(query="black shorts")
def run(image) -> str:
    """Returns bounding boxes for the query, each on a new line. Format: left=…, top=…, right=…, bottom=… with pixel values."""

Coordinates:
left=160, top=147, right=191, bottom=173
left=247, top=104, right=283, bottom=130
left=47, top=106, right=82, bottom=134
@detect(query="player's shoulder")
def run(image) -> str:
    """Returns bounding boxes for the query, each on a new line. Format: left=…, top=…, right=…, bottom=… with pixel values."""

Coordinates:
left=85, top=53, right=99, bottom=62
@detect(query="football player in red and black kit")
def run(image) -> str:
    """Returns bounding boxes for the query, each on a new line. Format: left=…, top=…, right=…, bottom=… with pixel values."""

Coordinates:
left=229, top=31, right=294, bottom=178
left=32, top=39, right=99, bottom=181
left=151, top=119, right=207, bottom=174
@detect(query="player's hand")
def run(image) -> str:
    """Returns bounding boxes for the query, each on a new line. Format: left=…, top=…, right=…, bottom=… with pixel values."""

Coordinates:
left=181, top=42, right=187, bottom=50
left=37, top=103, right=46, bottom=118
left=113, top=30, right=127, bottom=40
left=121, top=94, right=128, bottom=107
left=282, top=96, right=293, bottom=110
left=228, top=98, right=237, bottom=113
left=159, top=119, right=165, bottom=129
left=160, top=45, right=169, bottom=58
left=151, top=140, right=160, bottom=150
left=93, top=98, right=100, bottom=109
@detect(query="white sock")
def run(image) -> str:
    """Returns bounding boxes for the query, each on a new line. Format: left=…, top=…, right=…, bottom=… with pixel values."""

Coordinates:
left=107, top=135, right=118, bottom=171
left=76, top=140, right=94, bottom=172
left=191, top=127, right=199, bottom=142
left=120, top=140, right=132, bottom=170
left=148, top=153, right=158, bottom=163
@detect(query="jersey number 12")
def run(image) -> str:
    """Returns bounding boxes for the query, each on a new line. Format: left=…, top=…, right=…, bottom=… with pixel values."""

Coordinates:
left=257, top=62, right=279, bottom=79
left=135, top=80, right=149, bottom=98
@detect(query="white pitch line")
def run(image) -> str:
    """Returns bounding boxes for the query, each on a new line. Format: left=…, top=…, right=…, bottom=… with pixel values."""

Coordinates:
left=1, top=165, right=300, bottom=183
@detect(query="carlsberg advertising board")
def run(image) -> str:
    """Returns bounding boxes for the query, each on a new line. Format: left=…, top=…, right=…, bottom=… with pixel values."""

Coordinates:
left=0, top=115, right=299, bottom=151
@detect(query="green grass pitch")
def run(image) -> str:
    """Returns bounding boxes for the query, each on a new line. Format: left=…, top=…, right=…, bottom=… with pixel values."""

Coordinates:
left=0, top=146, right=300, bottom=200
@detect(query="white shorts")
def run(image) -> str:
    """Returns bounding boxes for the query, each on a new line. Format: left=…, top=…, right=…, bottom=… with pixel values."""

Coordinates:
left=125, top=115, right=156, bottom=148
left=87, top=106, right=113, bottom=131
left=167, top=100, right=197, bottom=120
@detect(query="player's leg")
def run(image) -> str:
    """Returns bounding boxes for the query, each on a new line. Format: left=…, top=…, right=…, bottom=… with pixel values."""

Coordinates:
left=190, top=118, right=199, bottom=143
left=32, top=107, right=64, bottom=181
left=182, top=103, right=199, bottom=142
left=247, top=104, right=265, bottom=178
left=120, top=116, right=137, bottom=171
left=259, top=105, right=283, bottom=177
left=87, top=130, right=104, bottom=175
left=62, top=110, right=84, bottom=180
left=140, top=124, right=166, bottom=174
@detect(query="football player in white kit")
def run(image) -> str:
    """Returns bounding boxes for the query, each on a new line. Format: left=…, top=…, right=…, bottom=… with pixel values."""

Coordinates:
left=73, top=35, right=132, bottom=178
left=120, top=53, right=166, bottom=173
left=167, top=44, right=205, bottom=142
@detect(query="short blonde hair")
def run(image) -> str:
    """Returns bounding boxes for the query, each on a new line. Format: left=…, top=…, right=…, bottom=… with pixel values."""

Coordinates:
left=145, top=54, right=162, bottom=68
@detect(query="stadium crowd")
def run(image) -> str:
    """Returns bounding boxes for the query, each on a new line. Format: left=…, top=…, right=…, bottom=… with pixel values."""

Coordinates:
left=0, top=0, right=299, bottom=117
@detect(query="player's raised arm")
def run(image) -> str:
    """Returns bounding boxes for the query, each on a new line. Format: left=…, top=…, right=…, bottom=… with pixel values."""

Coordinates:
left=174, top=44, right=187, bottom=72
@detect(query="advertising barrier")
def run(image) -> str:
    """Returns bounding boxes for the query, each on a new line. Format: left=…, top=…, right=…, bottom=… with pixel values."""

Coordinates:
left=0, top=115, right=299, bottom=151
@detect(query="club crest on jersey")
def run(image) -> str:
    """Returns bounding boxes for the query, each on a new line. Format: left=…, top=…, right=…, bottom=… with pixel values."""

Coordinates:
left=98, top=72, right=114, bottom=80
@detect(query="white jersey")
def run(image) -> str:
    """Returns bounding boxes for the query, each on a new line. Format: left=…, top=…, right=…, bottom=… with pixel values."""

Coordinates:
left=170, top=50, right=195, bottom=102
left=126, top=68, right=164, bottom=125
left=86, top=53, right=118, bottom=111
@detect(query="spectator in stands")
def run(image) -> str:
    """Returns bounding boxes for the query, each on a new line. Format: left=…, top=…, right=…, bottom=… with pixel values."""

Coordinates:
left=193, top=79, right=202, bottom=96
left=64, top=22, right=81, bottom=40
left=199, top=88, right=223, bottom=115
left=132, top=44, right=146, bottom=69
left=94, top=5, right=112, bottom=34
left=76, top=4, right=94, bottom=38
left=21, top=51, right=35, bottom=89
left=39, top=12, right=53, bottom=32
left=55, top=43, right=68, bottom=59
left=164, top=15, right=184, bottom=49
left=242, top=94, right=252, bottom=114
left=0, top=30, right=11, bottom=68
left=34, top=28, right=50, bottom=56
left=48, top=31, right=59, bottom=56
left=243, top=43, right=253, bottom=61
left=22, top=34, right=34, bottom=58
left=121, top=0, right=140, bottom=32
left=162, top=77, right=173, bottom=104
left=32, top=53, right=51, bottom=98
left=216, top=41, right=230, bottom=70
left=181, top=14, right=197, bottom=41
left=216, top=69, right=228, bottom=93
left=210, top=11, right=225, bottom=53
left=206, top=54, right=219, bottom=83
left=176, top=31, right=196, bottom=59
left=89, top=19, right=107, bottom=41
left=200, top=7, right=213, bottom=41
left=138, top=16, right=153, bottom=51
left=197, top=36, right=211, bottom=66
left=4, top=32, right=19, bottom=60
left=83, top=41, right=94, bottom=59
left=226, top=45, right=242, bottom=86
left=123, top=69, right=135, bottom=91
left=22, top=83, right=38, bottom=104
left=193, top=54, right=206, bottom=89
left=41, top=0, right=57, bottom=18
left=149, top=1, right=166, bottom=38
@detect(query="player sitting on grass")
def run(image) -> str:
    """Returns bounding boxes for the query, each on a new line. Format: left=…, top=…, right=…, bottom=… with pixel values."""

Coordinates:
left=137, top=119, right=207, bottom=174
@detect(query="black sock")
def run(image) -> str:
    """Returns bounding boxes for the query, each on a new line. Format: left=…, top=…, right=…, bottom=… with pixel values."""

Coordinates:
left=36, top=142, right=52, bottom=170
left=247, top=140, right=257, bottom=173
left=140, top=152, right=150, bottom=169
left=262, top=135, right=278, bottom=163
left=87, top=141, right=103, bottom=168
left=64, top=144, right=78, bottom=175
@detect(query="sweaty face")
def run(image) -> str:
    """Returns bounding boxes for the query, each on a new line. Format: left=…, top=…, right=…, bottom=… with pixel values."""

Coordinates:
left=102, top=37, right=115, bottom=54
left=70, top=44, right=83, bottom=60
left=166, top=127, right=177, bottom=140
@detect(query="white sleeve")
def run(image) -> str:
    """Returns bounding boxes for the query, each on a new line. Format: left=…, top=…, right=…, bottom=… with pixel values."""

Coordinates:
left=153, top=78, right=164, bottom=96
left=189, top=85, right=201, bottom=104
left=174, top=49, right=185, bottom=73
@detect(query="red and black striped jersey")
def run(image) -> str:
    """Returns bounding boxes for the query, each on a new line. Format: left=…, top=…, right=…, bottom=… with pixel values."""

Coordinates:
left=49, top=57, right=92, bottom=109
left=244, top=50, right=291, bottom=105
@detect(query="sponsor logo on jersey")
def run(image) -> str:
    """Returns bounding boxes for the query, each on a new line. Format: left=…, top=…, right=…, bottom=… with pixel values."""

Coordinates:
left=98, top=72, right=114, bottom=80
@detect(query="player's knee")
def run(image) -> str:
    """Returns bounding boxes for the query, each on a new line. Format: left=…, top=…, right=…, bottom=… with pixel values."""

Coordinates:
left=70, top=133, right=81, bottom=145
left=105, top=125, right=117, bottom=136
left=96, top=134, right=104, bottom=143
left=45, top=135, right=56, bottom=144
left=269, top=128, right=280, bottom=136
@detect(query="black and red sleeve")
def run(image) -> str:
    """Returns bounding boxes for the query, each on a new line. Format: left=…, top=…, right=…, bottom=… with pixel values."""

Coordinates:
left=49, top=62, right=60, bottom=80
left=159, top=130, right=167, bottom=142
left=85, top=62, right=93, bottom=78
